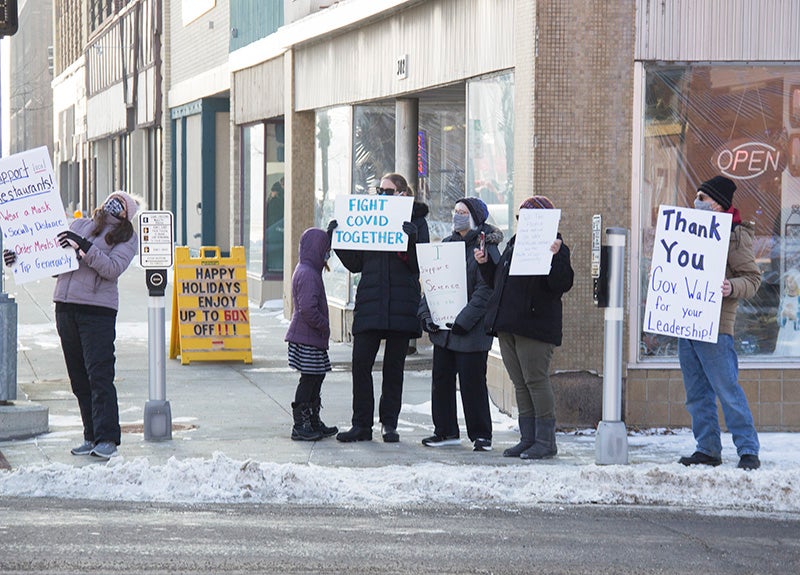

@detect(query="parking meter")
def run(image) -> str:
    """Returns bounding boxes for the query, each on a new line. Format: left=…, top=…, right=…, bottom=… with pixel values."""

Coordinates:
left=139, top=211, right=174, bottom=441
left=595, top=225, right=629, bottom=465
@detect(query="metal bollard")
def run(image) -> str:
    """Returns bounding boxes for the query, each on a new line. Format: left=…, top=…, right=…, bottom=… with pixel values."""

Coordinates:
left=143, top=270, right=171, bottom=441
left=0, top=292, right=18, bottom=403
left=595, top=227, right=629, bottom=465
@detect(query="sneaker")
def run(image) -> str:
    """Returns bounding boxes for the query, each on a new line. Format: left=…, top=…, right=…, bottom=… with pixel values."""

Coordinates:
left=90, top=441, right=118, bottom=459
left=70, top=440, right=95, bottom=456
left=678, top=451, right=721, bottom=467
left=738, top=454, right=761, bottom=470
left=381, top=424, right=400, bottom=443
left=421, top=434, right=461, bottom=447
left=473, top=438, right=493, bottom=452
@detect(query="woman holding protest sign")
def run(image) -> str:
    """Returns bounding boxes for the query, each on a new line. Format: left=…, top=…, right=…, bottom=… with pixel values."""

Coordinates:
left=328, top=172, right=429, bottom=443
left=418, top=197, right=502, bottom=452
left=474, top=195, right=573, bottom=459
left=4, top=191, right=140, bottom=459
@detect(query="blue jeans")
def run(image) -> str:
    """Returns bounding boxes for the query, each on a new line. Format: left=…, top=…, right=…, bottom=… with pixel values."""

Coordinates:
left=678, top=335, right=759, bottom=458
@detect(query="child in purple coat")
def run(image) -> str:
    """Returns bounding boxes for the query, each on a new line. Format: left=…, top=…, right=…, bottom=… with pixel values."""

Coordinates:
left=284, top=227, right=337, bottom=441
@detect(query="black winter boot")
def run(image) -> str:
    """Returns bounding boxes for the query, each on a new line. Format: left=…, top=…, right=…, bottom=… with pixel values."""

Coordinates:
left=310, top=398, right=338, bottom=438
left=520, top=418, right=557, bottom=460
left=291, top=402, right=323, bottom=441
left=503, top=416, right=536, bottom=457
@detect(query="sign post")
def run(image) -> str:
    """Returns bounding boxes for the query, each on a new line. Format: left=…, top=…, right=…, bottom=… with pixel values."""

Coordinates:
left=139, top=211, right=174, bottom=441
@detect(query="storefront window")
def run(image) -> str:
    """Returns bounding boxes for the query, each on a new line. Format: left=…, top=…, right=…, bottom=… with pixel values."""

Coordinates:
left=315, top=107, right=353, bottom=304
left=466, top=71, right=515, bottom=248
left=639, top=64, right=800, bottom=360
left=241, top=123, right=265, bottom=278
left=353, top=105, right=395, bottom=194
left=241, top=120, right=284, bottom=279
left=264, top=121, right=285, bottom=274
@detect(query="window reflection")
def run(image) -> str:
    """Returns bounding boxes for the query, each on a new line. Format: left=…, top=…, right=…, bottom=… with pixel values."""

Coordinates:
left=640, top=64, right=800, bottom=360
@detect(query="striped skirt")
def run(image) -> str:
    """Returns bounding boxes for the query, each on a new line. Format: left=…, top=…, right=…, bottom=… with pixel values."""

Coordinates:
left=288, top=342, right=332, bottom=374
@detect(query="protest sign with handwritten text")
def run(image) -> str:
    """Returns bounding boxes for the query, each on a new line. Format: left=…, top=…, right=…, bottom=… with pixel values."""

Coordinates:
left=509, top=208, right=561, bottom=276
left=417, top=242, right=467, bottom=327
left=332, top=195, right=414, bottom=252
left=0, top=147, right=77, bottom=283
left=644, top=205, right=731, bottom=343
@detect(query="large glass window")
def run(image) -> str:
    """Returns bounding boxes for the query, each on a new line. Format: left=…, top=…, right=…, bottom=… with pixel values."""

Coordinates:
left=315, top=107, right=353, bottom=304
left=241, top=123, right=265, bottom=278
left=467, top=72, right=515, bottom=248
left=241, top=120, right=284, bottom=279
left=639, top=64, right=800, bottom=360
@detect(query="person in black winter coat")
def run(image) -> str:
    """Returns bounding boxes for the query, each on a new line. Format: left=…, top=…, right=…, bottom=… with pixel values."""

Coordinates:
left=419, top=197, right=502, bottom=452
left=328, top=173, right=430, bottom=443
left=474, top=195, right=574, bottom=460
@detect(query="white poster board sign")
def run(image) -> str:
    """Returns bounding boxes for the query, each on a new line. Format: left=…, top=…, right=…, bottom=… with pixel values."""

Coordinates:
left=332, top=195, right=414, bottom=252
left=644, top=205, right=732, bottom=343
left=417, top=242, right=467, bottom=328
left=509, top=208, right=561, bottom=276
left=0, top=146, right=78, bottom=283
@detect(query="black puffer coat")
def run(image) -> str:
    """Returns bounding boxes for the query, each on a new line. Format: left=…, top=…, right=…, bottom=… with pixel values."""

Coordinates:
left=479, top=232, right=574, bottom=346
left=419, top=223, right=503, bottom=353
left=336, top=201, right=429, bottom=337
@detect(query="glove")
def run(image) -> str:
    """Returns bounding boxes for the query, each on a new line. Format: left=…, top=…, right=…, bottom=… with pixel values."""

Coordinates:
left=57, top=230, right=93, bottom=253
left=446, top=322, right=468, bottom=335
left=402, top=221, right=418, bottom=243
left=327, top=219, right=338, bottom=241
left=422, top=317, right=440, bottom=333
left=3, top=249, right=16, bottom=267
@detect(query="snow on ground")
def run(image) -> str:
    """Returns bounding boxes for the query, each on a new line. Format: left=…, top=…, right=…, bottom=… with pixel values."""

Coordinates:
left=1, top=432, right=798, bottom=514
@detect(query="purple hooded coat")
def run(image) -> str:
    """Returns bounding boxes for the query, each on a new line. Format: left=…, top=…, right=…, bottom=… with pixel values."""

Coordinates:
left=285, top=228, right=330, bottom=350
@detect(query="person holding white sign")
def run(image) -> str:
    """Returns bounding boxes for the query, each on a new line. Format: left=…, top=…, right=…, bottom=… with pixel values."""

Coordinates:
left=5, top=191, right=140, bottom=460
left=475, top=196, right=574, bottom=460
left=418, top=197, right=503, bottom=452
left=329, top=173, right=430, bottom=443
left=677, top=176, right=762, bottom=470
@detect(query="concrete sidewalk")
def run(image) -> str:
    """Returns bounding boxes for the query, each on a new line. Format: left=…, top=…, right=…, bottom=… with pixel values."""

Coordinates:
left=0, top=264, right=670, bottom=470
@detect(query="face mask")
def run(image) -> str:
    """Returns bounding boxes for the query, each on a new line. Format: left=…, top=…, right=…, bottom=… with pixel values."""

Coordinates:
left=694, top=199, right=713, bottom=211
left=453, top=213, right=471, bottom=232
left=104, top=197, right=125, bottom=218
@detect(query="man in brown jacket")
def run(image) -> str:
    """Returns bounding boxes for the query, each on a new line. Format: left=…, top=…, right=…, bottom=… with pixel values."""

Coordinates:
left=677, top=176, right=762, bottom=470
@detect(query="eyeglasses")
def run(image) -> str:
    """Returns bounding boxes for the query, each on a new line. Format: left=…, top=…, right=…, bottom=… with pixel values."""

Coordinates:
left=375, top=187, right=397, bottom=195
left=453, top=208, right=470, bottom=215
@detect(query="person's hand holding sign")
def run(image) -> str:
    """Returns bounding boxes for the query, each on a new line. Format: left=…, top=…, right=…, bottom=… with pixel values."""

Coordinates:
left=58, top=230, right=93, bottom=258
left=402, top=221, right=418, bottom=244
left=3, top=249, right=16, bottom=267
left=722, top=278, right=732, bottom=297
left=550, top=238, right=562, bottom=253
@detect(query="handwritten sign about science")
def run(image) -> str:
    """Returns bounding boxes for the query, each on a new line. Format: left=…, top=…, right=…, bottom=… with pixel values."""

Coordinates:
left=169, top=246, right=253, bottom=364
left=332, top=194, right=414, bottom=251
left=509, top=208, right=561, bottom=276
left=644, top=205, right=732, bottom=343
left=417, top=242, right=468, bottom=327
left=0, top=146, right=77, bottom=283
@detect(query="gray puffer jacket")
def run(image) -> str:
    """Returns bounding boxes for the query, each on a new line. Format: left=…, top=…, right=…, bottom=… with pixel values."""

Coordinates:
left=52, top=217, right=138, bottom=311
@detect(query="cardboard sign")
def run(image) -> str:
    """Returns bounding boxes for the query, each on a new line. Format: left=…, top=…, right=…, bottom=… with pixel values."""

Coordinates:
left=331, top=194, right=414, bottom=251
left=509, top=208, right=561, bottom=276
left=169, top=246, right=253, bottom=364
left=417, top=242, right=468, bottom=327
left=644, top=205, right=732, bottom=343
left=0, top=146, right=78, bottom=283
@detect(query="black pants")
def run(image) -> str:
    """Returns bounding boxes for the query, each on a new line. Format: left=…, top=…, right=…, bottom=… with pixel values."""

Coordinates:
left=294, top=373, right=325, bottom=404
left=431, top=347, right=492, bottom=442
left=56, top=307, right=120, bottom=445
left=351, top=330, right=410, bottom=428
